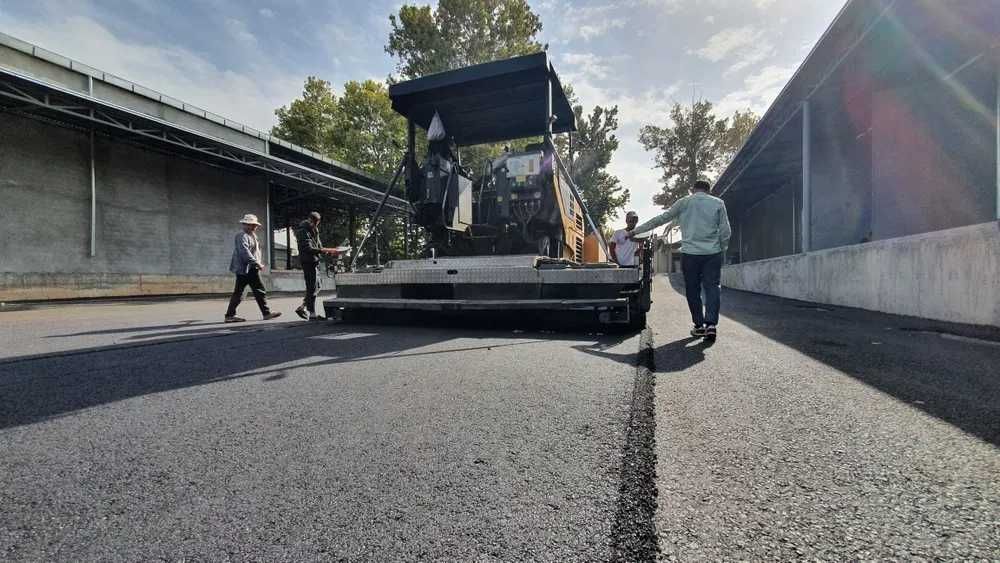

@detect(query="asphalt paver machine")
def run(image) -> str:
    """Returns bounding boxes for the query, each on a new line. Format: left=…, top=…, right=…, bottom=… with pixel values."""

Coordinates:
left=324, top=52, right=651, bottom=330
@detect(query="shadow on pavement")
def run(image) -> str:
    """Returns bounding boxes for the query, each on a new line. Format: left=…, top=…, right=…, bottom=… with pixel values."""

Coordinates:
left=664, top=274, right=1000, bottom=446
left=47, top=320, right=221, bottom=338
left=0, top=321, right=629, bottom=431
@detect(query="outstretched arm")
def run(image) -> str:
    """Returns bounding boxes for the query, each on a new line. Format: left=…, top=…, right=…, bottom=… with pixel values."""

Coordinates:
left=630, top=198, right=686, bottom=236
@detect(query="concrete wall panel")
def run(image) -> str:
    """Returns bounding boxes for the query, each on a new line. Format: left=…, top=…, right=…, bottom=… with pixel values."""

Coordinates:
left=722, top=221, right=1000, bottom=328
left=160, top=107, right=267, bottom=152
left=809, top=87, right=873, bottom=250
left=0, top=113, right=91, bottom=271
left=0, top=114, right=271, bottom=300
left=871, top=69, right=995, bottom=239
left=0, top=44, right=88, bottom=93
left=739, top=181, right=799, bottom=262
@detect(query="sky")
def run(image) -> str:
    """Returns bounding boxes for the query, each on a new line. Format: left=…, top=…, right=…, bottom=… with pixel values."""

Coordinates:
left=0, top=0, right=845, bottom=226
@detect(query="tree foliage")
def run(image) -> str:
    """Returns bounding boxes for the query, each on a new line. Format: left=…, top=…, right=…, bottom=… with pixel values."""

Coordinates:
left=639, top=101, right=759, bottom=208
left=272, top=78, right=413, bottom=262
left=271, top=77, right=339, bottom=153
left=273, top=0, right=631, bottom=259
left=554, top=93, right=629, bottom=229
left=386, top=0, right=543, bottom=80
left=330, top=80, right=408, bottom=181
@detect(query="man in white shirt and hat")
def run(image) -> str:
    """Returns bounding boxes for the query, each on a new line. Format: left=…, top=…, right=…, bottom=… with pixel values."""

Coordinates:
left=609, top=211, right=640, bottom=267
left=225, top=213, right=282, bottom=323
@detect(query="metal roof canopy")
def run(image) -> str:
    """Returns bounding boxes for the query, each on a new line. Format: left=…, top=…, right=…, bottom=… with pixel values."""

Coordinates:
left=716, top=0, right=998, bottom=212
left=0, top=66, right=410, bottom=213
left=389, top=52, right=577, bottom=146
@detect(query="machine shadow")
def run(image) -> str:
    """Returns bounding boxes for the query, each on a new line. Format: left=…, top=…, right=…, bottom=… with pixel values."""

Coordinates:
left=0, top=320, right=629, bottom=431
left=664, top=275, right=1000, bottom=446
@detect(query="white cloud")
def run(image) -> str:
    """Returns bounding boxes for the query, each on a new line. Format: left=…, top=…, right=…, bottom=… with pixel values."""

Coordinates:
left=560, top=52, right=631, bottom=81
left=2, top=16, right=302, bottom=132
left=259, top=8, right=275, bottom=18
left=225, top=18, right=257, bottom=46
left=704, top=15, right=716, bottom=24
left=635, top=0, right=682, bottom=13
left=561, top=73, right=679, bottom=127
left=753, top=0, right=779, bottom=8
left=548, top=4, right=629, bottom=42
left=693, top=26, right=763, bottom=62
left=579, top=18, right=627, bottom=40
left=715, top=64, right=795, bottom=116
left=691, top=25, right=776, bottom=77
left=724, top=39, right=775, bottom=75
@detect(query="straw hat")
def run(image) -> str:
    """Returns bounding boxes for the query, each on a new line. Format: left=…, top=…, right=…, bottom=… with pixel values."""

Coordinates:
left=239, top=214, right=261, bottom=225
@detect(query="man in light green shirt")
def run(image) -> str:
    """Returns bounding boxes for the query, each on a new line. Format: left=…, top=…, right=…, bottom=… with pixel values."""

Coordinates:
left=628, top=180, right=731, bottom=340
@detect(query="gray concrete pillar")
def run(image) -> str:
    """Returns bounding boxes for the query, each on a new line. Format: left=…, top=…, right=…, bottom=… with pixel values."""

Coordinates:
left=801, top=100, right=812, bottom=252
left=996, top=64, right=999, bottom=219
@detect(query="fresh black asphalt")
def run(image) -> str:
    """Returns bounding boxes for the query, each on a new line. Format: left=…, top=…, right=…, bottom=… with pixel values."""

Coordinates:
left=2, top=283, right=997, bottom=561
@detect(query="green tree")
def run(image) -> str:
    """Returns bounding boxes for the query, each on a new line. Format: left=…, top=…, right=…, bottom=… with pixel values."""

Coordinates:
left=386, top=0, right=543, bottom=80
left=639, top=101, right=759, bottom=208
left=385, top=0, right=544, bottom=175
left=271, top=77, right=338, bottom=153
left=330, top=80, right=408, bottom=181
left=273, top=78, right=416, bottom=262
left=554, top=96, right=629, bottom=229
left=720, top=109, right=759, bottom=167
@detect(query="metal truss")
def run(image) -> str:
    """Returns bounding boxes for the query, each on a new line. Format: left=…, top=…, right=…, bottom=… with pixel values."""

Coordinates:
left=0, top=67, right=410, bottom=213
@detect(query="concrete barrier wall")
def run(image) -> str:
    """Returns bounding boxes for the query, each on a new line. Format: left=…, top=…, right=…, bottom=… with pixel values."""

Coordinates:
left=723, top=221, right=1000, bottom=328
left=0, top=114, right=270, bottom=301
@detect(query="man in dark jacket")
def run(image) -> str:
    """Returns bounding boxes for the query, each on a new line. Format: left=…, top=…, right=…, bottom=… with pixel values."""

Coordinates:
left=294, top=211, right=341, bottom=320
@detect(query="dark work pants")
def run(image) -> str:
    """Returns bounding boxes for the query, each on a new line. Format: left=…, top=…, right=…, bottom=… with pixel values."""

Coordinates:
left=301, top=261, right=320, bottom=314
left=225, top=269, right=270, bottom=317
left=681, top=252, right=723, bottom=327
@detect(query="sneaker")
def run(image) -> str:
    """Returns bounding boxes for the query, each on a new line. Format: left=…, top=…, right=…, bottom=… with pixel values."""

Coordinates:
left=295, top=306, right=308, bottom=320
left=704, top=325, right=717, bottom=340
left=308, top=314, right=325, bottom=321
left=262, top=312, right=282, bottom=320
left=224, top=316, right=246, bottom=323
left=690, top=325, right=706, bottom=337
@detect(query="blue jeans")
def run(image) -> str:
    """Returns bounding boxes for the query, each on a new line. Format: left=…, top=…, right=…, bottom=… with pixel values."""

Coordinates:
left=681, top=252, right=723, bottom=327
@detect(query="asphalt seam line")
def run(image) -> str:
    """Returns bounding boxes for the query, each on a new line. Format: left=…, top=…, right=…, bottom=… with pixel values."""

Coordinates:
left=609, top=327, right=660, bottom=562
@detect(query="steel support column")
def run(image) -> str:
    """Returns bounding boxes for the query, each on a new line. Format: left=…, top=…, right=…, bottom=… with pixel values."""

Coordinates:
left=801, top=100, right=812, bottom=253
left=88, top=75, right=96, bottom=257
left=348, top=206, right=357, bottom=250
left=285, top=220, right=291, bottom=270
left=738, top=220, right=743, bottom=263
left=545, top=77, right=553, bottom=139
left=266, top=185, right=274, bottom=269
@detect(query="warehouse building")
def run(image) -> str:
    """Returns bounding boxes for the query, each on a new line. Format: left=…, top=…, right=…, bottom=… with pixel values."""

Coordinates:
left=0, top=32, right=406, bottom=301
left=717, top=0, right=999, bottom=327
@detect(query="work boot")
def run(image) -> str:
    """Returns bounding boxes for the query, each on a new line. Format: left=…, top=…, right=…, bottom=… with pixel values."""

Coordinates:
left=225, top=316, right=246, bottom=323
left=295, top=305, right=308, bottom=320
left=690, top=325, right=706, bottom=337
left=263, top=312, right=282, bottom=320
